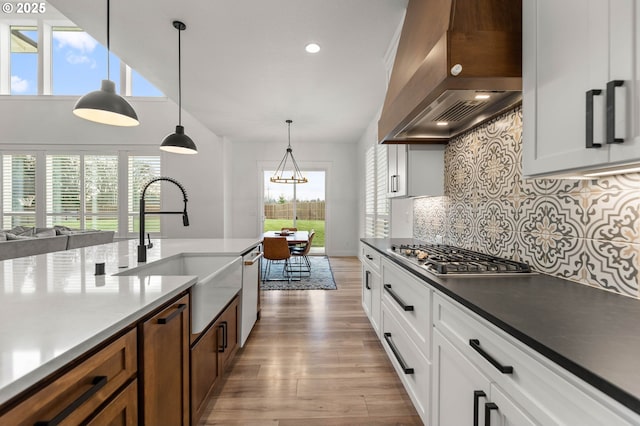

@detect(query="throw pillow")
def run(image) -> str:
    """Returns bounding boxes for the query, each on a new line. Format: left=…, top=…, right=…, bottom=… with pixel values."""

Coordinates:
left=35, top=228, right=56, bottom=238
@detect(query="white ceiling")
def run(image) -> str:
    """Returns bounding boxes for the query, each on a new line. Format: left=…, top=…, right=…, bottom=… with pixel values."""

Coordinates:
left=47, top=0, right=407, bottom=146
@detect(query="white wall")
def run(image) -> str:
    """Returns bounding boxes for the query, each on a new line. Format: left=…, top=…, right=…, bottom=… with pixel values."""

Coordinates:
left=229, top=139, right=359, bottom=256
left=0, top=96, right=225, bottom=238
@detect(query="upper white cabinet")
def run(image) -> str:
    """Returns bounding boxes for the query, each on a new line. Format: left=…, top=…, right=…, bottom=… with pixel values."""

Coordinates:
left=387, top=145, right=444, bottom=198
left=522, top=0, right=639, bottom=177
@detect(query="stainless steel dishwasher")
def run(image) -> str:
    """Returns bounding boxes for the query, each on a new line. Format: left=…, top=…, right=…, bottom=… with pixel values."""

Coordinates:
left=240, top=247, right=262, bottom=346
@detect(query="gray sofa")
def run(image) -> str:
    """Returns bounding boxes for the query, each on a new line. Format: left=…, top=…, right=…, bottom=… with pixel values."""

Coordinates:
left=0, top=226, right=115, bottom=261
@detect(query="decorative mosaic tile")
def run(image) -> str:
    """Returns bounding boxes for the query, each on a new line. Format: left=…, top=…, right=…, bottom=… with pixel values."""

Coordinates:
left=584, top=191, right=640, bottom=243
left=583, top=239, right=639, bottom=297
left=413, top=105, right=640, bottom=297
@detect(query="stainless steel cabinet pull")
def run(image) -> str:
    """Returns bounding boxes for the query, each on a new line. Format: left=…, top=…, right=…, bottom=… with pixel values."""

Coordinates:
left=390, top=174, right=399, bottom=193
left=158, top=303, right=187, bottom=324
left=586, top=89, right=603, bottom=148
left=473, top=390, right=487, bottom=426
left=244, top=252, right=263, bottom=265
left=469, top=339, right=513, bottom=374
left=383, top=332, right=414, bottom=374
left=35, top=376, right=108, bottom=425
left=384, top=284, right=414, bottom=311
left=606, top=80, right=625, bottom=144
left=484, top=402, right=499, bottom=426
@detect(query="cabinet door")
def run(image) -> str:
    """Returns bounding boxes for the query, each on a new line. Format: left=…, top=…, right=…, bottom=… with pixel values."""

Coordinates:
left=191, top=319, right=221, bottom=423
left=387, top=144, right=407, bottom=198
left=489, top=384, right=537, bottom=426
left=218, top=297, right=239, bottom=371
left=432, top=329, right=491, bottom=426
left=86, top=380, right=138, bottom=426
left=141, top=294, right=190, bottom=426
left=362, top=266, right=382, bottom=336
left=522, top=0, right=610, bottom=176
left=607, top=0, right=638, bottom=163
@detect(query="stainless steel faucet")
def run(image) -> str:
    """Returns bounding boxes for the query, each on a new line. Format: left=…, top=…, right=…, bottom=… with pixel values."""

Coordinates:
left=138, top=177, right=189, bottom=262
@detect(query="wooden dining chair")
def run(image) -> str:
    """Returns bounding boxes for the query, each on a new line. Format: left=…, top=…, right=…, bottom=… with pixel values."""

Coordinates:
left=262, top=237, right=291, bottom=282
left=290, top=231, right=315, bottom=275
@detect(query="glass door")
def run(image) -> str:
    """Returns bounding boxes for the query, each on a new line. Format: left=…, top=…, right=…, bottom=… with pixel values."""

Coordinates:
left=263, top=170, right=325, bottom=254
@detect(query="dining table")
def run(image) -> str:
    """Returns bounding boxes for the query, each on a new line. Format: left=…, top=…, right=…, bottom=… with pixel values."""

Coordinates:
left=262, top=230, right=309, bottom=245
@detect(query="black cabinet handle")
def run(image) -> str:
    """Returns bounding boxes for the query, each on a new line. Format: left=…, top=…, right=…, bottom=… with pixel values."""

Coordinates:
left=586, top=89, right=603, bottom=148
left=384, top=284, right=414, bottom=311
left=473, top=390, right=487, bottom=426
left=158, top=303, right=187, bottom=324
left=218, top=321, right=228, bottom=352
left=383, top=332, right=414, bottom=374
left=365, top=270, right=371, bottom=290
left=365, top=254, right=374, bottom=260
left=34, top=376, right=108, bottom=426
left=484, top=402, right=499, bottom=426
left=606, top=80, right=625, bottom=144
left=390, top=174, right=399, bottom=193
left=469, top=339, right=513, bottom=374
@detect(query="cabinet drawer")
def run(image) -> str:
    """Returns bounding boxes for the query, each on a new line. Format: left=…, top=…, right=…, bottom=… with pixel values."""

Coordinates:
left=382, top=259, right=431, bottom=359
left=360, top=243, right=381, bottom=272
left=1, top=328, right=137, bottom=426
left=85, top=379, right=138, bottom=426
left=434, top=293, right=637, bottom=425
left=381, top=304, right=430, bottom=423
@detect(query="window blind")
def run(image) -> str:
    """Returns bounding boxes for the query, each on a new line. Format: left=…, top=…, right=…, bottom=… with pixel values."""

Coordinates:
left=2, top=154, right=36, bottom=228
left=128, top=156, right=161, bottom=233
left=46, top=155, right=80, bottom=228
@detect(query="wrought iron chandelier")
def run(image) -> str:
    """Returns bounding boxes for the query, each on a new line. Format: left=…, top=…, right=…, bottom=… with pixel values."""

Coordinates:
left=271, top=120, right=307, bottom=184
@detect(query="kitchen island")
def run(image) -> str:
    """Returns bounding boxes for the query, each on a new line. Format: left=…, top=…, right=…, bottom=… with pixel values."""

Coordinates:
left=0, top=237, right=261, bottom=423
left=362, top=238, right=640, bottom=424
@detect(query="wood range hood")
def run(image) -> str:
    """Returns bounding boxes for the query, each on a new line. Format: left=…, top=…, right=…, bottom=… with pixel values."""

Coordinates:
left=379, top=0, right=522, bottom=144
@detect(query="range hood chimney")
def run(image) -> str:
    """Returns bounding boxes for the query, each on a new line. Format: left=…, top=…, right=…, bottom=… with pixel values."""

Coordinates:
left=379, top=0, right=522, bottom=144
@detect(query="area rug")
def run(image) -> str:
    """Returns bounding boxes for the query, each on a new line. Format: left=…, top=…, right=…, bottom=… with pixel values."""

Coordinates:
left=261, top=256, right=337, bottom=290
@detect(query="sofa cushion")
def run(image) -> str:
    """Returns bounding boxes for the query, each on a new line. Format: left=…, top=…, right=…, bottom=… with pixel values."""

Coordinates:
left=6, top=233, right=34, bottom=240
left=34, top=228, right=56, bottom=238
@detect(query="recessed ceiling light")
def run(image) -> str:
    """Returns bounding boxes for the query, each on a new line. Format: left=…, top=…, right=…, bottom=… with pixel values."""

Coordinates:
left=436, top=121, right=448, bottom=126
left=305, top=43, right=320, bottom=53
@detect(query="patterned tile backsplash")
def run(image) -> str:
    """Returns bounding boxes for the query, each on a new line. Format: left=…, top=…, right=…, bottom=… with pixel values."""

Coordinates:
left=413, top=107, right=640, bottom=297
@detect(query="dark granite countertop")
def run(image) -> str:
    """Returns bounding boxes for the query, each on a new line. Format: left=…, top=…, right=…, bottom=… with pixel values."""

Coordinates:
left=361, top=238, right=640, bottom=416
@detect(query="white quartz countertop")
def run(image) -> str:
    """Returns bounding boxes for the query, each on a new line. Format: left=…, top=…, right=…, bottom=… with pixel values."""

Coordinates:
left=0, top=237, right=262, bottom=406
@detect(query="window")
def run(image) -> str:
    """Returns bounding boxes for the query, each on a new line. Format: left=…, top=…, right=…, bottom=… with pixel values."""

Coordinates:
left=364, top=144, right=389, bottom=238
left=84, top=155, right=118, bottom=230
left=46, top=155, right=80, bottom=228
left=2, top=154, right=36, bottom=228
left=10, top=26, right=38, bottom=95
left=1, top=17, right=162, bottom=96
left=128, top=156, right=161, bottom=233
left=51, top=27, right=121, bottom=96
left=131, top=69, right=163, bottom=97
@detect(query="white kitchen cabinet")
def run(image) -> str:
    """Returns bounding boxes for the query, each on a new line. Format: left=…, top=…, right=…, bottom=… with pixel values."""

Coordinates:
left=387, top=144, right=444, bottom=198
left=240, top=247, right=262, bottom=347
left=433, top=292, right=638, bottom=425
left=522, top=0, right=639, bottom=177
left=361, top=242, right=382, bottom=336
left=432, top=328, right=537, bottom=426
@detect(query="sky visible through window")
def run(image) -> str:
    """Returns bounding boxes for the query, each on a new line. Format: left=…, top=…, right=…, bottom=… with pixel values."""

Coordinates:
left=10, top=27, right=163, bottom=97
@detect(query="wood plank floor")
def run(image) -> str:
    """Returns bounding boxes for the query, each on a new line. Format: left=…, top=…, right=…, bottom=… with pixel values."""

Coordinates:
left=199, top=256, right=422, bottom=425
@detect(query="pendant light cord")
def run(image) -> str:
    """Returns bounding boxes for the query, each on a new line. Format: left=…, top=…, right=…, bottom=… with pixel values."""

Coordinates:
left=106, top=0, right=110, bottom=81
left=178, top=26, right=182, bottom=126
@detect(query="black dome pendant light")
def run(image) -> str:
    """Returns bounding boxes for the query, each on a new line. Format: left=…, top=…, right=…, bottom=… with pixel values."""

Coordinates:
left=160, top=21, right=198, bottom=154
left=73, top=0, right=139, bottom=127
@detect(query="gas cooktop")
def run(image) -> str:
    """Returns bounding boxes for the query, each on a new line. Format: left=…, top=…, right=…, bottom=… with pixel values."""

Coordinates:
left=388, top=243, right=533, bottom=276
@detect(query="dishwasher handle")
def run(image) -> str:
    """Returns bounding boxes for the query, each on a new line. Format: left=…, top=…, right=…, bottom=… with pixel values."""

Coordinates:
left=244, top=252, right=263, bottom=265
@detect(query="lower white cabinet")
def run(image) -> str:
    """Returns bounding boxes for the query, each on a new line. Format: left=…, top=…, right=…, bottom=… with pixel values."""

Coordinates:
left=432, top=328, right=537, bottom=426
left=382, top=304, right=430, bottom=423
left=434, top=293, right=639, bottom=426
left=361, top=243, right=382, bottom=336
left=360, top=246, right=640, bottom=425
